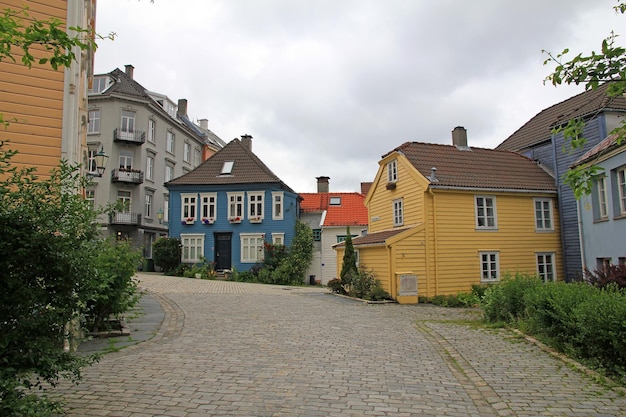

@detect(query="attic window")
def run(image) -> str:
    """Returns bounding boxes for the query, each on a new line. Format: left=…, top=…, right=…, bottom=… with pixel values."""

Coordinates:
left=329, top=196, right=341, bottom=205
left=221, top=161, right=234, bottom=175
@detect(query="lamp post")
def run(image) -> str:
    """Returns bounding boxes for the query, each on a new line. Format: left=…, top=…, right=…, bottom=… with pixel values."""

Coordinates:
left=157, top=208, right=164, bottom=224
left=94, top=146, right=109, bottom=177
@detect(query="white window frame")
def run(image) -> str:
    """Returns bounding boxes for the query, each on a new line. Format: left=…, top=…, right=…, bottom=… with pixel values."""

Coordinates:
left=248, top=191, right=264, bottom=219
left=181, top=193, right=197, bottom=221
left=88, top=109, right=100, bottom=134
left=479, top=251, right=500, bottom=282
left=121, top=109, right=135, bottom=138
left=536, top=252, right=556, bottom=283
left=117, top=190, right=132, bottom=212
left=475, top=195, right=497, bottom=230
left=271, top=233, right=285, bottom=246
left=272, top=191, right=283, bottom=220
left=181, top=234, right=204, bottom=263
left=146, top=155, right=154, bottom=181
left=618, top=167, right=626, bottom=216
left=227, top=192, right=244, bottom=219
left=87, top=148, right=98, bottom=174
left=597, top=176, right=608, bottom=219
left=165, top=164, right=174, bottom=183
left=183, top=142, right=191, bottom=163
left=147, top=118, right=156, bottom=143
left=85, top=189, right=95, bottom=207
left=90, top=76, right=110, bottom=94
left=145, top=193, right=153, bottom=218
left=534, top=198, right=554, bottom=231
left=119, top=150, right=133, bottom=170
left=241, top=233, right=265, bottom=263
left=166, top=130, right=175, bottom=154
left=393, top=198, right=403, bottom=226
left=200, top=193, right=217, bottom=221
left=194, top=147, right=201, bottom=167
left=387, top=159, right=398, bottom=183
left=163, top=198, right=169, bottom=223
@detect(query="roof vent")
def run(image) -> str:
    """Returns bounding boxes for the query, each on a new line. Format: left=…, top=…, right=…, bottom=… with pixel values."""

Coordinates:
left=428, top=167, right=439, bottom=182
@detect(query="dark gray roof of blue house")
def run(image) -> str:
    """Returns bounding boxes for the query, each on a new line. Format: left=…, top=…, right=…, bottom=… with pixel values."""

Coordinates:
left=165, top=137, right=295, bottom=193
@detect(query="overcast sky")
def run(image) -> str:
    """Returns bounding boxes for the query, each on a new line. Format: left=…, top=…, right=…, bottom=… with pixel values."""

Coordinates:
left=93, top=0, right=624, bottom=193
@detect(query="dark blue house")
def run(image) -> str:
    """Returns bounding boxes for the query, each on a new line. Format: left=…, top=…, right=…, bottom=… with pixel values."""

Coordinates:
left=165, top=135, right=299, bottom=272
left=497, top=83, right=626, bottom=281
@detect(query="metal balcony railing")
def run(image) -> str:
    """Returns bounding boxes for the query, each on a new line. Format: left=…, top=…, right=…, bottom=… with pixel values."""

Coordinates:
left=113, top=128, right=146, bottom=145
left=109, top=212, right=142, bottom=225
left=111, top=169, right=144, bottom=184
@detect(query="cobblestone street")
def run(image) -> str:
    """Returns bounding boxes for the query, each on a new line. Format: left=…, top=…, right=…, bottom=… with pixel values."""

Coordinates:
left=53, top=273, right=626, bottom=416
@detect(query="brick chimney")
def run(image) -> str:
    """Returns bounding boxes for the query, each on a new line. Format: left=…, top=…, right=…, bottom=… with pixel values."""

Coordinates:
left=316, top=176, right=330, bottom=193
left=124, top=64, right=134, bottom=79
left=241, top=134, right=252, bottom=150
left=177, top=99, right=188, bottom=118
left=360, top=182, right=372, bottom=196
left=452, top=126, right=467, bottom=147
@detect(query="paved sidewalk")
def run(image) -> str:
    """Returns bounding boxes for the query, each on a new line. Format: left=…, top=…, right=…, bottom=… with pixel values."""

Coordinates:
left=53, top=273, right=626, bottom=417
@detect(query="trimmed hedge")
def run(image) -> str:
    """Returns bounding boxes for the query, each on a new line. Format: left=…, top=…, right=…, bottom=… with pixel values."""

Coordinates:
left=482, top=273, right=626, bottom=383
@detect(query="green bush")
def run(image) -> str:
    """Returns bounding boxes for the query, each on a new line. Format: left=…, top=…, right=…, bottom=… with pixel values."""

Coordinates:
left=327, top=278, right=346, bottom=294
left=86, top=239, right=142, bottom=332
left=366, top=285, right=392, bottom=301
left=481, top=272, right=543, bottom=323
left=153, top=237, right=182, bottom=274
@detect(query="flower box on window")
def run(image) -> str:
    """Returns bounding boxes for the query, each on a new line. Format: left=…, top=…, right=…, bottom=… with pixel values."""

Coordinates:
left=228, top=216, right=242, bottom=224
left=201, top=217, right=215, bottom=225
left=249, top=216, right=263, bottom=223
left=181, top=217, right=195, bottom=225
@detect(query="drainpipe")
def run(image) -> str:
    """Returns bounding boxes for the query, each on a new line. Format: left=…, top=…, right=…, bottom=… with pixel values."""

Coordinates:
left=429, top=187, right=439, bottom=296
left=577, top=199, right=587, bottom=274
left=551, top=132, right=569, bottom=281
left=387, top=243, right=395, bottom=299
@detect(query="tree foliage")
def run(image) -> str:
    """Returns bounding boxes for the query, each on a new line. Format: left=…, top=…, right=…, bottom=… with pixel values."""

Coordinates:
left=340, top=226, right=358, bottom=288
left=152, top=237, right=182, bottom=274
left=542, top=1, right=626, bottom=197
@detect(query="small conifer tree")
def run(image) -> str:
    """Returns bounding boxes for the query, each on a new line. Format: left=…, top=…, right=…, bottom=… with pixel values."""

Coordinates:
left=340, top=226, right=358, bottom=289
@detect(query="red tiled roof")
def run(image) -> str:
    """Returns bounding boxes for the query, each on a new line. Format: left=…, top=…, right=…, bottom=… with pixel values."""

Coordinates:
left=300, top=192, right=368, bottom=227
left=496, top=82, right=626, bottom=152
left=574, top=133, right=625, bottom=166
left=385, top=141, right=557, bottom=192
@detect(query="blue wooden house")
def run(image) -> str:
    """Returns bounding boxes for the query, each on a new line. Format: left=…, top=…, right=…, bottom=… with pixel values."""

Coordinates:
left=165, top=135, right=299, bottom=272
left=497, top=83, right=626, bottom=281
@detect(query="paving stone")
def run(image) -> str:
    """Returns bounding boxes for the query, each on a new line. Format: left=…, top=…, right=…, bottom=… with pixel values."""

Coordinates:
left=51, top=273, right=626, bottom=416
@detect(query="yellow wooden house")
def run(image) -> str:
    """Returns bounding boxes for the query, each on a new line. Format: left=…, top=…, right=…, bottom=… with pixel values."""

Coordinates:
left=335, top=127, right=563, bottom=304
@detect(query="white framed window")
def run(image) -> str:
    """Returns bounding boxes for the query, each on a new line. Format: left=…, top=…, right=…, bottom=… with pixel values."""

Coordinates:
left=200, top=193, right=217, bottom=220
left=387, top=159, right=398, bottom=183
left=119, top=150, right=133, bottom=170
left=475, top=195, right=497, bottom=229
left=181, top=234, right=204, bottom=263
left=88, top=109, right=100, bottom=134
left=90, top=76, right=110, bottom=94
left=194, top=147, right=201, bottom=167
left=271, top=233, right=284, bottom=246
left=617, top=167, right=626, bottom=216
left=536, top=253, right=556, bottom=282
left=117, top=190, right=132, bottom=212
left=241, top=233, right=265, bottom=263
left=393, top=198, right=403, bottom=226
left=146, top=155, right=154, bottom=181
left=228, top=192, right=244, bottom=219
left=163, top=198, right=169, bottom=223
left=87, top=148, right=98, bottom=174
left=145, top=193, right=153, bottom=218
left=534, top=198, right=553, bottom=231
left=85, top=189, right=95, bottom=207
left=598, top=176, right=608, bottom=219
left=183, top=142, right=191, bottom=163
left=166, top=130, right=175, bottom=154
left=480, top=251, right=500, bottom=282
left=248, top=191, right=264, bottom=219
left=147, top=118, right=156, bottom=143
left=121, top=109, right=135, bottom=137
left=165, top=164, right=174, bottom=182
left=272, top=192, right=283, bottom=220
left=181, top=193, right=197, bottom=221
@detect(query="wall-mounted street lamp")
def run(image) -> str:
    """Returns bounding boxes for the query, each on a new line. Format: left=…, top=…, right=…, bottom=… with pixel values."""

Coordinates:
left=88, top=146, right=110, bottom=178
left=157, top=207, right=164, bottom=224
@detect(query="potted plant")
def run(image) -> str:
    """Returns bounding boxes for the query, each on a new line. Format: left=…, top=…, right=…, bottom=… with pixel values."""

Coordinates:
left=201, top=217, right=215, bottom=225
left=228, top=216, right=241, bottom=223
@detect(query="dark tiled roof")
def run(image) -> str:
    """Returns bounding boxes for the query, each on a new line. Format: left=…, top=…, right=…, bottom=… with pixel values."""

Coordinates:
left=386, top=142, right=557, bottom=192
left=497, top=83, right=626, bottom=151
left=100, top=68, right=154, bottom=101
left=166, top=138, right=295, bottom=192
left=335, top=227, right=410, bottom=248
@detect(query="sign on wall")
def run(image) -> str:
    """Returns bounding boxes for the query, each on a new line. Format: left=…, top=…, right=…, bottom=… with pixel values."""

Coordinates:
left=398, top=274, right=417, bottom=296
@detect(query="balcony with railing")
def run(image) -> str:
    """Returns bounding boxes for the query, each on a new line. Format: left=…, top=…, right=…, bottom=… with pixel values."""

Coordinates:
left=111, top=168, right=144, bottom=184
left=109, top=212, right=142, bottom=225
left=114, top=128, right=146, bottom=145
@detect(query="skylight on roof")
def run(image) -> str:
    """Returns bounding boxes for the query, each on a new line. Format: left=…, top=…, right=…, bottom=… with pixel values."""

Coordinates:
left=329, top=197, right=341, bottom=205
left=221, top=161, right=234, bottom=175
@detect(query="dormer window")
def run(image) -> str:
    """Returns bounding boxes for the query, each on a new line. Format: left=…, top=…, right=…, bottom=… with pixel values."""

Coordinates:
left=387, top=159, right=398, bottom=183
left=89, top=76, right=111, bottom=94
left=329, top=197, right=341, bottom=205
left=221, top=161, right=234, bottom=175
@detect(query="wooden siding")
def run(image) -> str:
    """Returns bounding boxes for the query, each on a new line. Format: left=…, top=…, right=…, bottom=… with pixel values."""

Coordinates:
left=0, top=0, right=68, bottom=176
